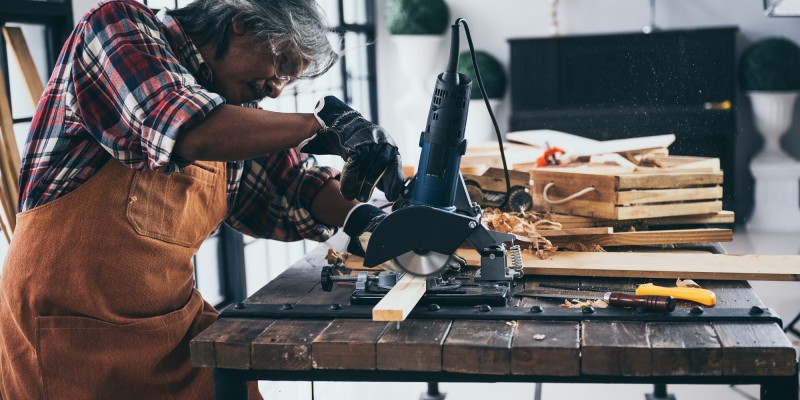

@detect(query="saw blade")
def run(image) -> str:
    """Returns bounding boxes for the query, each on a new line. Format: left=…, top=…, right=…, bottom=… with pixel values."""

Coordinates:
left=392, top=250, right=451, bottom=277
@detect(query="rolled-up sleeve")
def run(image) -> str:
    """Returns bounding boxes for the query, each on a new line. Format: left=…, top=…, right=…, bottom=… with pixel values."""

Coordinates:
left=71, top=1, right=225, bottom=172
left=226, top=150, right=341, bottom=242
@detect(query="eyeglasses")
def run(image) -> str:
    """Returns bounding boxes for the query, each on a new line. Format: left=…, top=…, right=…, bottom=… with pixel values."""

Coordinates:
left=270, top=43, right=304, bottom=82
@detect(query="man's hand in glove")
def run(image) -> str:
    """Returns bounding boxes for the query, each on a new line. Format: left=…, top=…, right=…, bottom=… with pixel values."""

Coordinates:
left=299, top=96, right=405, bottom=202
left=342, top=203, right=386, bottom=257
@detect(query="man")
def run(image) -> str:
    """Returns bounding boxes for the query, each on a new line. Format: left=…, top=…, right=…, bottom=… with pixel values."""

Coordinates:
left=0, top=0, right=400, bottom=398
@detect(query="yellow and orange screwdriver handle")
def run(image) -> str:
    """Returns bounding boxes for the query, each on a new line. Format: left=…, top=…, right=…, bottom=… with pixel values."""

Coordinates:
left=635, top=283, right=717, bottom=306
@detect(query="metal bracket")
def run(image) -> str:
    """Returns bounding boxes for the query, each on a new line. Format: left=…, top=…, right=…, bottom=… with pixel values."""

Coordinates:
left=220, top=303, right=783, bottom=327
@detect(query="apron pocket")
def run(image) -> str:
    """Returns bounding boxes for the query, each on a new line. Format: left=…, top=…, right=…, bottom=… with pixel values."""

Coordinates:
left=36, top=293, right=212, bottom=400
left=126, top=161, right=220, bottom=247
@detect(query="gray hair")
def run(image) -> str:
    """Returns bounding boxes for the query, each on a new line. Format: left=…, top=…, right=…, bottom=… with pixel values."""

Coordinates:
left=167, top=0, right=338, bottom=79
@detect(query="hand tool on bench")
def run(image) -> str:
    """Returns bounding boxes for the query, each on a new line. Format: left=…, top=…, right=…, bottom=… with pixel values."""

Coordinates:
left=514, top=290, right=676, bottom=312
left=535, top=282, right=717, bottom=306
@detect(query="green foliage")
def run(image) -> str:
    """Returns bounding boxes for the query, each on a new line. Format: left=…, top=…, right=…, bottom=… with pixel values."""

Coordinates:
left=739, top=37, right=800, bottom=91
left=385, top=0, right=450, bottom=35
left=457, top=51, right=507, bottom=99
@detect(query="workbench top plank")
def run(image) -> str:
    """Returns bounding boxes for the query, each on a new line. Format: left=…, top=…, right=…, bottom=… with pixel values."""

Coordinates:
left=251, top=320, right=332, bottom=370
left=442, top=320, right=514, bottom=375
left=376, top=319, right=451, bottom=372
left=213, top=318, right=275, bottom=369
left=191, top=318, right=249, bottom=368
left=312, top=319, right=389, bottom=370
left=246, top=260, right=320, bottom=305
left=296, top=281, right=354, bottom=306
left=713, top=322, right=797, bottom=376
left=581, top=321, right=652, bottom=376
left=511, top=321, right=580, bottom=376
left=706, top=280, right=764, bottom=308
left=647, top=322, right=722, bottom=376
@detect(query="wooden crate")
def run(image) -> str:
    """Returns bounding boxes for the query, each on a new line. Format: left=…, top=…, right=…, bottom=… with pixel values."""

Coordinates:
left=530, top=158, right=723, bottom=220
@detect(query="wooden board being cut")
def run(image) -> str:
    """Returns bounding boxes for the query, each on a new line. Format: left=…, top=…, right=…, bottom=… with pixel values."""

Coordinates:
left=371, top=273, right=427, bottom=322
left=456, top=249, right=800, bottom=281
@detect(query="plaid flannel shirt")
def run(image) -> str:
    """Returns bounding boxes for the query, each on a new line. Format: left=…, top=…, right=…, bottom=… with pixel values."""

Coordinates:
left=18, top=0, right=339, bottom=241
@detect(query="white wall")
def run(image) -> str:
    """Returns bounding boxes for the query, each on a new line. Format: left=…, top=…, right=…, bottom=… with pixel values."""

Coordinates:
left=375, top=0, right=800, bottom=221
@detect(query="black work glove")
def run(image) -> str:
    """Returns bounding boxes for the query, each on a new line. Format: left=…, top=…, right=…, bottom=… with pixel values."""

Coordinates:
left=343, top=204, right=387, bottom=257
left=300, top=96, right=405, bottom=202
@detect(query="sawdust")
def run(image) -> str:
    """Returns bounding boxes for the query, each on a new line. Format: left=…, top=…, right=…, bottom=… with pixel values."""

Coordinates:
left=532, top=334, right=546, bottom=341
left=561, top=241, right=606, bottom=252
left=325, top=248, right=349, bottom=265
left=559, top=299, right=609, bottom=309
left=482, top=208, right=558, bottom=259
left=676, top=278, right=701, bottom=288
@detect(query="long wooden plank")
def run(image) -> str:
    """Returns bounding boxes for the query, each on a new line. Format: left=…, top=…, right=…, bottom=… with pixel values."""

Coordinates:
left=547, top=228, right=732, bottom=248
left=581, top=321, right=651, bottom=376
left=714, top=322, right=797, bottom=376
left=456, top=249, right=800, bottom=281
left=3, top=27, right=45, bottom=107
left=251, top=320, right=331, bottom=370
left=549, top=210, right=735, bottom=229
left=311, top=319, right=388, bottom=370
left=442, top=320, right=514, bottom=375
left=376, top=319, right=451, bottom=371
left=0, top=61, right=19, bottom=225
left=511, top=321, right=580, bottom=376
left=536, top=197, right=722, bottom=220
left=647, top=322, right=722, bottom=376
left=372, top=274, right=427, bottom=321
left=214, top=319, right=273, bottom=369
left=617, top=171, right=723, bottom=190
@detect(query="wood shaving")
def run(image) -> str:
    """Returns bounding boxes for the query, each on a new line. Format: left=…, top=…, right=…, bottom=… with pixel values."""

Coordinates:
left=561, top=241, right=606, bottom=252
left=559, top=299, right=609, bottom=309
left=483, top=208, right=558, bottom=259
left=533, top=334, right=546, bottom=341
left=676, top=278, right=701, bottom=288
left=325, top=248, right=349, bottom=265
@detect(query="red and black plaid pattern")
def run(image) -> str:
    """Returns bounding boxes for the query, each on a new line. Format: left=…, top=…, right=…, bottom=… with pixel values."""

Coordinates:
left=18, top=0, right=338, bottom=242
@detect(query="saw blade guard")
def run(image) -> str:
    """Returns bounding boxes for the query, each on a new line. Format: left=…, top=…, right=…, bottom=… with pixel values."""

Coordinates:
left=363, top=205, right=477, bottom=276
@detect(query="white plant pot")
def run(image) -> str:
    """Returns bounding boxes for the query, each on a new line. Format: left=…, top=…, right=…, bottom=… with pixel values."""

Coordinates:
left=745, top=90, right=800, bottom=232
left=391, top=35, right=444, bottom=165
left=747, top=91, right=799, bottom=161
left=464, top=98, right=501, bottom=145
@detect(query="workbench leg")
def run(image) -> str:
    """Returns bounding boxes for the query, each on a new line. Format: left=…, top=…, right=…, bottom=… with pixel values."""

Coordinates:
left=214, top=368, right=249, bottom=400
left=419, top=382, right=445, bottom=400
left=760, top=367, right=799, bottom=400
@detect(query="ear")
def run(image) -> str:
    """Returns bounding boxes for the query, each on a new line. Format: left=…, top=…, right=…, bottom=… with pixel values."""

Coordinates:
left=232, top=19, right=246, bottom=36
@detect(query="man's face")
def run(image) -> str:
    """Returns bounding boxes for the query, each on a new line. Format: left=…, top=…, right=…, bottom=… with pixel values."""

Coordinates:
left=204, top=23, right=305, bottom=104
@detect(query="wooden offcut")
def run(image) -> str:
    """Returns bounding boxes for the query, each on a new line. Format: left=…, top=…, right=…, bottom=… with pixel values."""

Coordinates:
left=550, top=210, right=735, bottom=229
left=456, top=248, right=800, bottom=281
left=372, top=273, right=428, bottom=321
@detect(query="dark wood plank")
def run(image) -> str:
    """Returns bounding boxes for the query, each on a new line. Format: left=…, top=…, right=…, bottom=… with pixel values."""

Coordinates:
left=581, top=321, right=651, bottom=376
left=245, top=260, right=320, bottom=305
left=214, top=319, right=275, bottom=369
left=251, top=320, right=332, bottom=370
left=704, top=280, right=764, bottom=308
left=312, top=319, right=389, bottom=370
left=296, top=281, right=355, bottom=306
left=647, top=322, right=722, bottom=376
left=190, top=318, right=232, bottom=367
left=511, top=321, right=580, bottom=376
left=714, top=322, right=797, bottom=376
left=442, top=320, right=514, bottom=375
left=376, top=319, right=451, bottom=372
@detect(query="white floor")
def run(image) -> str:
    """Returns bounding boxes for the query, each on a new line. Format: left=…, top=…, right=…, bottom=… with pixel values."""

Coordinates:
left=259, top=226, right=800, bottom=400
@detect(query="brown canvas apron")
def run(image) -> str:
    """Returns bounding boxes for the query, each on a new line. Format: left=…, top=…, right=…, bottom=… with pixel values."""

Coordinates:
left=0, top=157, right=261, bottom=399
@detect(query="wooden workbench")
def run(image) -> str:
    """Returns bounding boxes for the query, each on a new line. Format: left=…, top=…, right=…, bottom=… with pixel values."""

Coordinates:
left=190, top=234, right=798, bottom=400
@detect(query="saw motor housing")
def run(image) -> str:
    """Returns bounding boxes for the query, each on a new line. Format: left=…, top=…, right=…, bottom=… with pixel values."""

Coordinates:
left=363, top=22, right=521, bottom=280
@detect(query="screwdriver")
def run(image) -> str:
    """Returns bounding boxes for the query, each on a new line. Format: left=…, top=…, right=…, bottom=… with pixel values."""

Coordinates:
left=514, top=291, right=676, bottom=312
left=635, top=283, right=716, bottom=306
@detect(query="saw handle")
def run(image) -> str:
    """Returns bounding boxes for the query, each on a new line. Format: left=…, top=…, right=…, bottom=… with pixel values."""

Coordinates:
left=635, top=283, right=717, bottom=306
left=607, top=293, right=676, bottom=312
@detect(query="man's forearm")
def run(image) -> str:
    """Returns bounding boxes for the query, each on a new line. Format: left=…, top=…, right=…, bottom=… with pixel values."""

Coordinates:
left=311, top=179, right=360, bottom=227
left=175, top=105, right=320, bottom=161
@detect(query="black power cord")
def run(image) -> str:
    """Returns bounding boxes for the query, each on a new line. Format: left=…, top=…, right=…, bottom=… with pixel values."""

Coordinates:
left=456, top=18, right=512, bottom=210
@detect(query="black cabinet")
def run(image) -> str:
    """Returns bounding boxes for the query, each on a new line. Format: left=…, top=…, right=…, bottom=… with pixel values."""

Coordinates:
left=509, top=27, right=738, bottom=210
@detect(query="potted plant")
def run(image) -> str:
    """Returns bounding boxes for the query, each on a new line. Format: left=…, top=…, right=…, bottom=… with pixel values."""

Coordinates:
left=739, top=37, right=800, bottom=232
left=457, top=50, right=507, bottom=143
left=385, top=0, right=450, bottom=163
left=740, top=37, right=800, bottom=161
